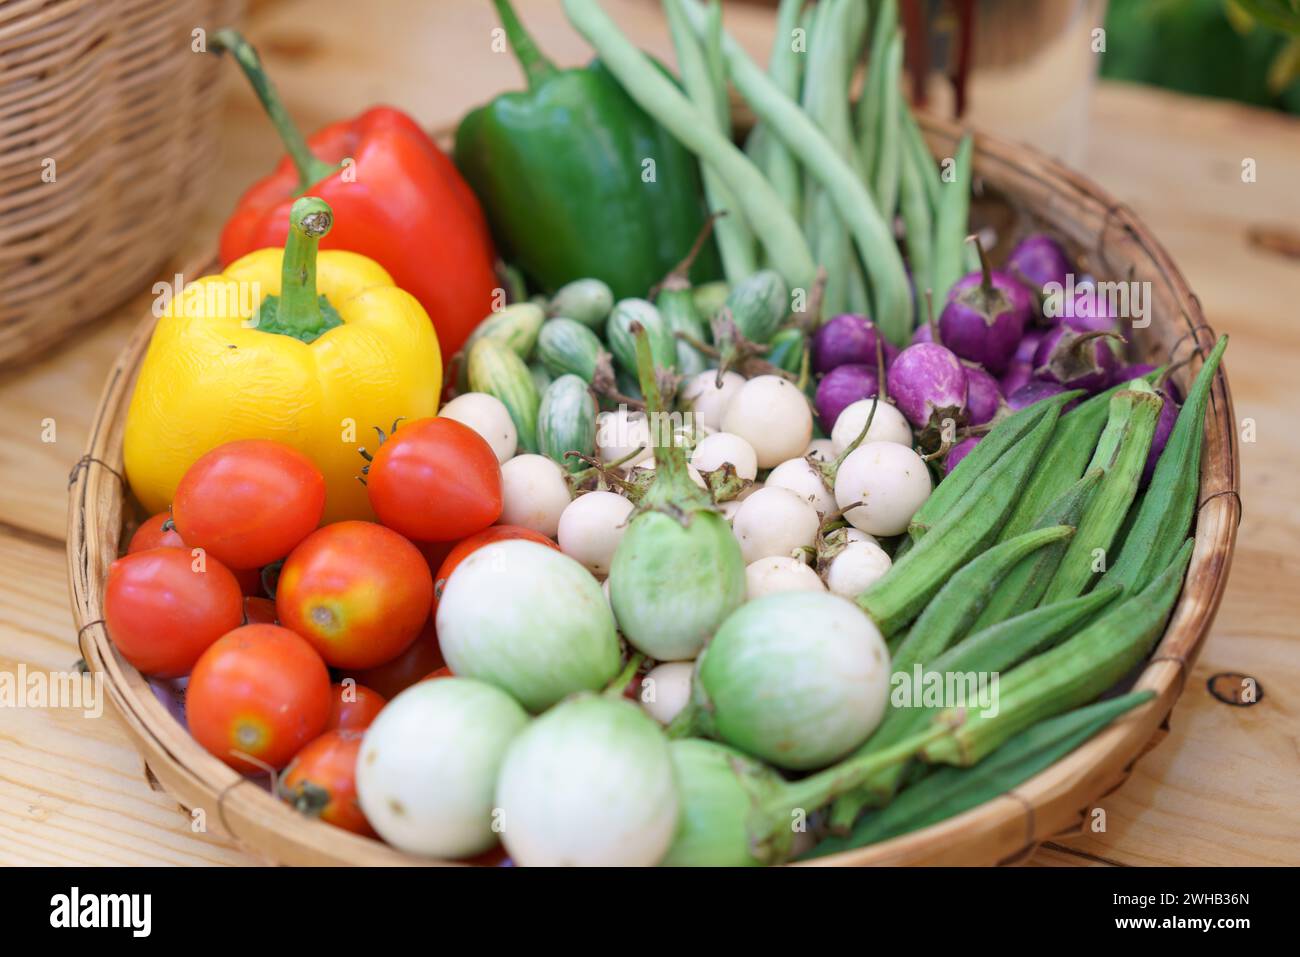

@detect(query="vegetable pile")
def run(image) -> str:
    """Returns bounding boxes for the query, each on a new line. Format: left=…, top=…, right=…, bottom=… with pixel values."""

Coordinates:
left=102, top=1, right=1229, bottom=867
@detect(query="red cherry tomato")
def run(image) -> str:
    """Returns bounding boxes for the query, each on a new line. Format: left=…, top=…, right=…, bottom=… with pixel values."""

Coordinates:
left=187, top=624, right=331, bottom=772
left=325, top=681, right=387, bottom=731
left=280, top=730, right=376, bottom=837
left=172, top=439, right=326, bottom=569
left=337, top=617, right=443, bottom=700
left=276, top=521, right=433, bottom=669
left=129, top=512, right=265, bottom=595
left=243, top=596, right=278, bottom=625
left=127, top=512, right=185, bottom=552
left=432, top=525, right=558, bottom=613
left=104, top=547, right=244, bottom=678
left=366, top=418, right=502, bottom=542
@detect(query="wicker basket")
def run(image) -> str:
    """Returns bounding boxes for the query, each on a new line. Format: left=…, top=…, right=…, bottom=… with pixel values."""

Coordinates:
left=66, top=114, right=1239, bottom=866
left=0, top=0, right=243, bottom=371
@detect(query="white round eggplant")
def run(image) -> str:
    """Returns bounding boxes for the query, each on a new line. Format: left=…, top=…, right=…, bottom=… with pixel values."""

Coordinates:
left=495, top=695, right=679, bottom=866
left=721, top=375, right=813, bottom=468
left=680, top=369, right=746, bottom=431
left=765, top=456, right=834, bottom=514
left=356, top=678, right=528, bottom=858
left=499, top=453, right=571, bottom=538
left=596, top=408, right=651, bottom=470
left=745, top=556, right=826, bottom=600
left=731, top=486, right=820, bottom=564
left=637, top=661, right=695, bottom=726
left=824, top=539, right=893, bottom=597
left=805, top=438, right=836, bottom=463
left=436, top=540, right=620, bottom=711
left=439, top=392, right=517, bottom=464
left=690, top=431, right=759, bottom=481
left=833, top=441, right=933, bottom=536
left=830, top=398, right=914, bottom=452
left=557, top=490, right=634, bottom=576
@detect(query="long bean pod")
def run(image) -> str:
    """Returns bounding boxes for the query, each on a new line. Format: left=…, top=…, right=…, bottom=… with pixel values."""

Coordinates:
left=856, top=0, right=898, bottom=190
left=677, top=0, right=913, bottom=343
left=811, top=690, right=1154, bottom=855
left=930, top=134, right=973, bottom=307
left=562, top=0, right=816, bottom=290
left=664, top=0, right=755, bottom=283
left=898, top=136, right=934, bottom=307
left=1102, top=335, right=1228, bottom=594
left=901, top=101, right=941, bottom=214
left=924, top=539, right=1193, bottom=766
left=757, top=0, right=806, bottom=221
left=871, top=34, right=904, bottom=226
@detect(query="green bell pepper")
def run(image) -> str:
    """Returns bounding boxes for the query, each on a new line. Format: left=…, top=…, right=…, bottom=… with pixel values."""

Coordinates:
left=455, top=0, right=720, bottom=299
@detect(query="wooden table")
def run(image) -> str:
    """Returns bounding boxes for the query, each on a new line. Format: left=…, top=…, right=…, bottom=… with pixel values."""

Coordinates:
left=1, top=0, right=1296, bottom=867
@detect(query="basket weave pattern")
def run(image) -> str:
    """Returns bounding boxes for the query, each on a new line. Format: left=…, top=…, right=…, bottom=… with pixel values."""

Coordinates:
left=0, top=0, right=243, bottom=370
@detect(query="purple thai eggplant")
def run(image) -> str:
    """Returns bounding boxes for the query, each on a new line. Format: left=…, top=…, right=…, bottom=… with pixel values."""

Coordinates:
left=1142, top=388, right=1179, bottom=486
left=938, top=241, right=1031, bottom=374
left=1033, top=324, right=1122, bottom=394
left=1057, top=286, right=1119, bottom=334
left=1006, top=379, right=1067, bottom=412
left=910, top=322, right=936, bottom=346
left=963, top=363, right=1002, bottom=426
left=1000, top=360, right=1033, bottom=397
left=945, top=436, right=982, bottom=474
left=812, top=313, right=898, bottom=374
left=889, top=342, right=968, bottom=435
left=1015, top=330, right=1044, bottom=364
left=1113, top=362, right=1182, bottom=403
left=1006, top=234, right=1071, bottom=300
left=815, top=363, right=880, bottom=431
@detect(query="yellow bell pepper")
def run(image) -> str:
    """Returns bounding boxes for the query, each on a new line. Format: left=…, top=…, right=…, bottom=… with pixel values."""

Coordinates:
left=124, top=197, right=442, bottom=523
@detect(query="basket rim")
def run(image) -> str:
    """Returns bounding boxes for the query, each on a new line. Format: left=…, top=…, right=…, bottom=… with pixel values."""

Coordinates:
left=65, top=113, right=1239, bottom=867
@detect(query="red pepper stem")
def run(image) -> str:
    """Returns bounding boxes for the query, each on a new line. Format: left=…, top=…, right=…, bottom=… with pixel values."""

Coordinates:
left=275, top=197, right=333, bottom=337
left=211, top=29, right=336, bottom=191
left=492, top=0, right=559, bottom=88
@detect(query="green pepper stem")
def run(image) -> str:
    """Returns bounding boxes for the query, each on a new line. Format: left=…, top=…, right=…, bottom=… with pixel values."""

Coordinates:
left=492, top=0, right=559, bottom=88
left=211, top=29, right=337, bottom=191
left=273, top=197, right=333, bottom=338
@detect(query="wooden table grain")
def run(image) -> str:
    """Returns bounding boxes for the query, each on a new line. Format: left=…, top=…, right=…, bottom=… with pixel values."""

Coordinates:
left=0, top=0, right=1295, bottom=867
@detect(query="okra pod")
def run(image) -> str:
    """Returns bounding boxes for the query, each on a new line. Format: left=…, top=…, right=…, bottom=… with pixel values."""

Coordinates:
left=890, top=524, right=1076, bottom=674
left=828, top=582, right=1122, bottom=829
left=924, top=539, right=1193, bottom=766
left=809, top=690, right=1154, bottom=856
left=909, top=390, right=1078, bottom=539
left=1041, top=385, right=1163, bottom=603
left=968, top=468, right=1103, bottom=633
left=1103, top=335, right=1228, bottom=594
left=859, top=402, right=1064, bottom=635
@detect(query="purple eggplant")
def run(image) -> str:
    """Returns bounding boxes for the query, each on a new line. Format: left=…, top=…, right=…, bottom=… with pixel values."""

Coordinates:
left=1113, top=361, right=1183, bottom=404
left=963, top=363, right=1003, bottom=426
left=1057, top=287, right=1119, bottom=334
left=1006, top=233, right=1071, bottom=300
left=889, top=343, right=968, bottom=434
left=812, top=313, right=898, bottom=374
left=1006, top=379, right=1067, bottom=413
left=815, top=363, right=880, bottom=431
left=945, top=436, right=982, bottom=474
left=938, top=240, right=1031, bottom=374
left=999, top=360, right=1033, bottom=397
left=1033, top=324, right=1122, bottom=394
left=910, top=322, right=936, bottom=346
left=1142, top=388, right=1180, bottom=486
left=1015, top=330, right=1044, bottom=364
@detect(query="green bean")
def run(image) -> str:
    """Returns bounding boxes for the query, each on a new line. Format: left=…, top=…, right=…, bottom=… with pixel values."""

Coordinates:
left=1041, top=385, right=1163, bottom=604
left=930, top=134, right=973, bottom=307
left=858, top=402, right=1063, bottom=635
left=757, top=0, right=806, bottom=221
left=898, top=131, right=934, bottom=310
left=810, top=690, right=1154, bottom=856
left=1103, top=335, right=1228, bottom=594
left=561, top=0, right=816, bottom=291
left=665, top=0, right=756, bottom=284
left=830, top=581, right=1124, bottom=830
left=871, top=34, right=904, bottom=225
left=890, top=525, right=1075, bottom=674
left=677, top=0, right=913, bottom=344
left=901, top=102, right=940, bottom=215
left=909, top=390, right=1078, bottom=539
left=856, top=0, right=898, bottom=190
left=968, top=468, right=1103, bottom=633
left=925, top=539, right=1192, bottom=766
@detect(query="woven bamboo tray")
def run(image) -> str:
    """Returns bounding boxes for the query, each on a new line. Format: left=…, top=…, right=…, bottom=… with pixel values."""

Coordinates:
left=0, top=0, right=242, bottom=371
left=66, top=114, right=1239, bottom=866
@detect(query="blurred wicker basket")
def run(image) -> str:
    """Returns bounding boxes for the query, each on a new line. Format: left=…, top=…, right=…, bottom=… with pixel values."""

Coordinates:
left=66, top=113, right=1239, bottom=866
left=0, top=0, right=243, bottom=371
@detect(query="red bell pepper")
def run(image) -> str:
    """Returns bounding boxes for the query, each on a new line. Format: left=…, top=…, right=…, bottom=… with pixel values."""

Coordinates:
left=212, top=30, right=498, bottom=358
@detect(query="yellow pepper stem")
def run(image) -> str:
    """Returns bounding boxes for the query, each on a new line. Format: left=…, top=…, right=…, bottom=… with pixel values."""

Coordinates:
left=253, top=197, right=342, bottom=343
